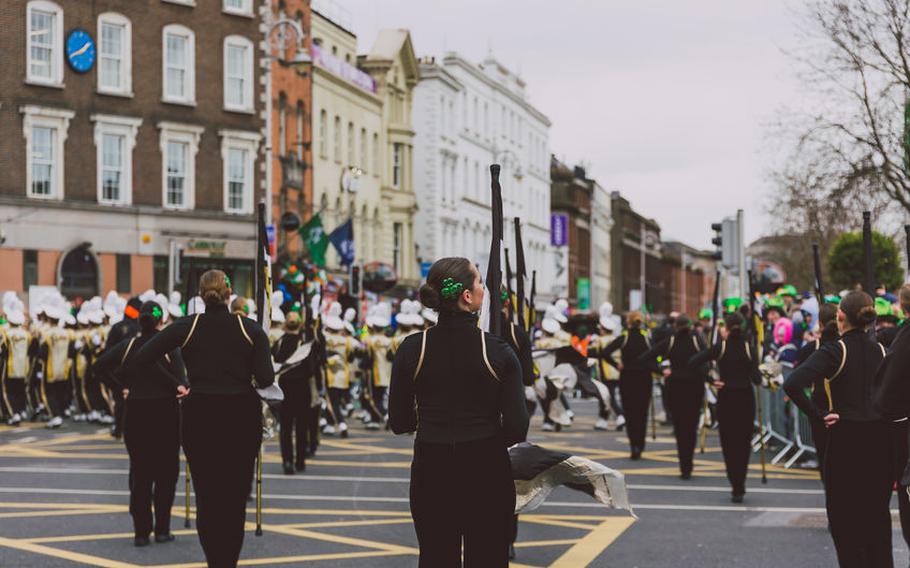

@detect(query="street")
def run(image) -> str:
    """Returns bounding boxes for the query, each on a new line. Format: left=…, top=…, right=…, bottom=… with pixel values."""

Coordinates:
left=0, top=398, right=901, bottom=568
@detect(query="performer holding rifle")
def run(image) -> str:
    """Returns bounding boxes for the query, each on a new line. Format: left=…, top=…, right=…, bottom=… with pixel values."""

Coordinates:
left=389, top=257, right=528, bottom=567
left=93, top=301, right=187, bottom=546
left=785, top=291, right=890, bottom=567
left=129, top=270, right=274, bottom=567
left=688, top=310, right=761, bottom=503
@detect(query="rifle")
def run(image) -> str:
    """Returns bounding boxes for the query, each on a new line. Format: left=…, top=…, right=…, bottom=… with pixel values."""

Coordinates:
left=514, top=218, right=528, bottom=331
left=486, top=165, right=504, bottom=338
left=504, top=247, right=515, bottom=324
left=748, top=269, right=768, bottom=484
left=812, top=244, right=824, bottom=303
left=529, top=270, right=537, bottom=332
left=700, top=270, right=722, bottom=453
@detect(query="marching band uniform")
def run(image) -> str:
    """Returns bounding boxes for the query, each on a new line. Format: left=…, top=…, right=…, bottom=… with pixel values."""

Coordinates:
left=363, top=305, right=394, bottom=429
left=39, top=312, right=72, bottom=428
left=1, top=313, right=33, bottom=425
left=688, top=317, right=759, bottom=501
left=786, top=310, right=891, bottom=567
left=273, top=311, right=319, bottom=473
left=129, top=272, right=274, bottom=568
left=640, top=320, right=707, bottom=478
left=93, top=301, right=186, bottom=546
left=322, top=303, right=360, bottom=437
left=534, top=322, right=569, bottom=431
left=600, top=316, right=653, bottom=459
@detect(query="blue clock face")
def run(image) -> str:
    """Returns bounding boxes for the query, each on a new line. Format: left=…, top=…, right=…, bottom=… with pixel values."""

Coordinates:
left=66, top=29, right=96, bottom=73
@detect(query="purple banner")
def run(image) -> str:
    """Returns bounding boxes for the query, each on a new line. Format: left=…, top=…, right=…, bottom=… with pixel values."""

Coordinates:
left=550, top=214, right=568, bottom=247
left=312, top=44, right=376, bottom=94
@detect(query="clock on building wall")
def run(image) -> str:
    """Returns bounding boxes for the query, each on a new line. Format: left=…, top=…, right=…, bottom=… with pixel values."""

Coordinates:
left=66, top=29, right=96, bottom=73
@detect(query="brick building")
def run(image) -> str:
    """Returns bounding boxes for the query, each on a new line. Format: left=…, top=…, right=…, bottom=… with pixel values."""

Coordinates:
left=266, top=0, right=312, bottom=262
left=550, top=158, right=593, bottom=309
left=0, top=0, right=264, bottom=301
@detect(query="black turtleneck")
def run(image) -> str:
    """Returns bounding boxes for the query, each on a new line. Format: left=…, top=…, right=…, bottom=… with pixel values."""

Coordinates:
left=389, top=310, right=529, bottom=446
left=93, top=330, right=186, bottom=400
left=129, top=303, right=274, bottom=396
left=785, top=328, right=885, bottom=422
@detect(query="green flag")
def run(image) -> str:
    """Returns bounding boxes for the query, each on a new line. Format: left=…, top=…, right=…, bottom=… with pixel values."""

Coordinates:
left=299, top=213, right=329, bottom=267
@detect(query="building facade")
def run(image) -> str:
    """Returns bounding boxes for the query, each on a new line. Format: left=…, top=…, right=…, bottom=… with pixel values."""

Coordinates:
left=590, top=181, right=613, bottom=310
left=413, top=53, right=555, bottom=305
left=550, top=158, right=593, bottom=310
left=265, top=0, right=312, bottom=262
left=310, top=8, right=419, bottom=288
left=609, top=192, right=663, bottom=313
left=0, top=0, right=264, bottom=299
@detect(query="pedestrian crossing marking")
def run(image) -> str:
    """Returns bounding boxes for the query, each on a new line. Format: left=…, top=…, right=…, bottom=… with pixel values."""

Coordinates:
left=549, top=517, right=636, bottom=567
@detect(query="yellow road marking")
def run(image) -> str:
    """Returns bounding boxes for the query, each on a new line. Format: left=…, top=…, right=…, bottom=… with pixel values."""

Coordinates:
left=261, top=521, right=418, bottom=554
left=549, top=516, right=636, bottom=567
left=154, top=549, right=409, bottom=568
left=0, top=535, right=140, bottom=568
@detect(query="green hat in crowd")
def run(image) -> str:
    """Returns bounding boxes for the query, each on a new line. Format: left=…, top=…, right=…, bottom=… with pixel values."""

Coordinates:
left=723, top=297, right=744, bottom=313
left=778, top=284, right=798, bottom=297
left=875, top=297, right=894, bottom=317
left=698, top=308, right=713, bottom=320
left=823, top=294, right=841, bottom=305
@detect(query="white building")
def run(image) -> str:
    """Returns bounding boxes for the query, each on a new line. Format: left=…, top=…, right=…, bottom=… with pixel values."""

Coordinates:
left=413, top=53, right=555, bottom=304
left=590, top=181, right=613, bottom=309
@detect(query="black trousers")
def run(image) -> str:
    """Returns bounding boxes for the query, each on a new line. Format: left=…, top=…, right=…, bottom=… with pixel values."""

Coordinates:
left=605, top=381, right=623, bottom=416
left=810, top=417, right=828, bottom=486
left=891, top=420, right=910, bottom=548
left=667, top=378, right=704, bottom=475
left=182, top=392, right=261, bottom=568
left=326, top=387, right=346, bottom=425
left=2, top=377, right=27, bottom=417
left=124, top=397, right=180, bottom=537
left=825, top=420, right=893, bottom=568
left=73, top=374, right=93, bottom=414
left=619, top=370, right=652, bottom=451
left=279, top=377, right=312, bottom=466
left=365, top=384, right=387, bottom=423
left=43, top=380, right=68, bottom=418
left=716, top=387, right=754, bottom=496
left=88, top=373, right=111, bottom=414
left=410, top=436, right=515, bottom=568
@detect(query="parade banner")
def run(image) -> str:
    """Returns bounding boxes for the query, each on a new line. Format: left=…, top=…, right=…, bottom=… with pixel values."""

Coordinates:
left=328, top=218, right=355, bottom=267
left=299, top=213, right=330, bottom=267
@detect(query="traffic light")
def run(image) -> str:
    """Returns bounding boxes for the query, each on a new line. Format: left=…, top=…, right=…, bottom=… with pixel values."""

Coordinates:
left=711, top=223, right=723, bottom=261
left=350, top=264, right=361, bottom=295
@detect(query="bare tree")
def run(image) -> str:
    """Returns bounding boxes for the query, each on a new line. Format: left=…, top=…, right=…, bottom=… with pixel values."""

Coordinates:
left=794, top=0, right=910, bottom=214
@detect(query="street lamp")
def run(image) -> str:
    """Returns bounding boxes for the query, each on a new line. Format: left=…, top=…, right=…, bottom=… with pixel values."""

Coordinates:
left=262, top=8, right=310, bottom=227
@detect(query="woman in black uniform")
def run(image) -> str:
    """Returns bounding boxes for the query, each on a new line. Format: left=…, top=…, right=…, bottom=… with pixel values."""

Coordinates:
left=639, top=315, right=706, bottom=479
left=272, top=310, right=318, bottom=474
left=389, top=257, right=529, bottom=568
left=786, top=291, right=890, bottom=568
left=688, top=312, right=759, bottom=502
left=600, top=311, right=652, bottom=459
left=130, top=270, right=274, bottom=568
left=793, top=302, right=839, bottom=485
left=93, top=301, right=187, bottom=546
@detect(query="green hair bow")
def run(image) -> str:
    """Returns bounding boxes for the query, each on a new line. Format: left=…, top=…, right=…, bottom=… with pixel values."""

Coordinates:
left=441, top=278, right=465, bottom=300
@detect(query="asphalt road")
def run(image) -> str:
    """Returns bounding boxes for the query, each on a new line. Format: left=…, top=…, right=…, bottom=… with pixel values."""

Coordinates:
left=0, top=398, right=907, bottom=567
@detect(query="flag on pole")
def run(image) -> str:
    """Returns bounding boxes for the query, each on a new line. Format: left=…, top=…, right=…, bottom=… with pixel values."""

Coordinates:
left=299, top=213, right=329, bottom=267
left=328, top=218, right=355, bottom=267
left=484, top=164, right=504, bottom=337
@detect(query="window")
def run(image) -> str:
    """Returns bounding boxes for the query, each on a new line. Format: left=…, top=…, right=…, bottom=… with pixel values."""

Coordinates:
left=162, top=25, right=195, bottom=105
left=98, top=13, right=132, bottom=96
left=333, top=116, right=341, bottom=162
left=393, top=222, right=402, bottom=272
left=220, top=130, right=260, bottom=214
left=26, top=1, right=63, bottom=86
left=23, top=250, right=38, bottom=290
left=223, top=0, right=252, bottom=16
left=116, top=254, right=131, bottom=292
left=21, top=105, right=74, bottom=200
left=92, top=115, right=141, bottom=205
left=318, top=110, right=327, bottom=158
left=278, top=93, right=287, bottom=155
left=296, top=102, right=304, bottom=160
left=392, top=143, right=402, bottom=188
left=360, top=128, right=367, bottom=172
left=372, top=133, right=379, bottom=177
left=158, top=121, right=203, bottom=210
left=347, top=122, right=354, bottom=165
left=224, top=35, right=253, bottom=112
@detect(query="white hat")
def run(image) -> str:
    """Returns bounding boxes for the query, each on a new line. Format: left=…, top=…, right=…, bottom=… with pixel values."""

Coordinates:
left=44, top=306, right=63, bottom=321
left=169, top=291, right=182, bottom=306
left=554, top=298, right=569, bottom=313
left=76, top=311, right=90, bottom=325
left=542, top=318, right=560, bottom=335
left=89, top=311, right=104, bottom=325
left=64, top=314, right=77, bottom=327
left=271, top=308, right=286, bottom=323
left=154, top=293, right=170, bottom=321
left=271, top=290, right=284, bottom=309
left=344, top=307, right=356, bottom=323
left=7, top=311, right=25, bottom=326
left=139, top=289, right=156, bottom=303
left=168, top=303, right=184, bottom=319
left=110, top=313, right=124, bottom=325
left=545, top=305, right=567, bottom=325
left=187, top=296, right=206, bottom=315
left=599, top=302, right=614, bottom=330
left=421, top=308, right=438, bottom=325
left=366, top=302, right=391, bottom=328
left=324, top=301, right=345, bottom=331
left=245, top=298, right=256, bottom=316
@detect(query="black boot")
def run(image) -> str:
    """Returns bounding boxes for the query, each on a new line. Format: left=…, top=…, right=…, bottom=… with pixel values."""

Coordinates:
left=283, top=460, right=295, bottom=475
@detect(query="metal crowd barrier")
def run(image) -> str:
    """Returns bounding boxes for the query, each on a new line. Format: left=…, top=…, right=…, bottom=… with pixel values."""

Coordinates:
left=750, top=364, right=818, bottom=469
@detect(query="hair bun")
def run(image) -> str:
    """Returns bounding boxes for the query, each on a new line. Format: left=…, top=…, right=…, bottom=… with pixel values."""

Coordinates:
left=857, top=305, right=877, bottom=325
left=418, top=284, right=441, bottom=310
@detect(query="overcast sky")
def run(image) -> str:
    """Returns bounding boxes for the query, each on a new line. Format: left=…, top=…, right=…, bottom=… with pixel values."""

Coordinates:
left=338, top=0, right=803, bottom=249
